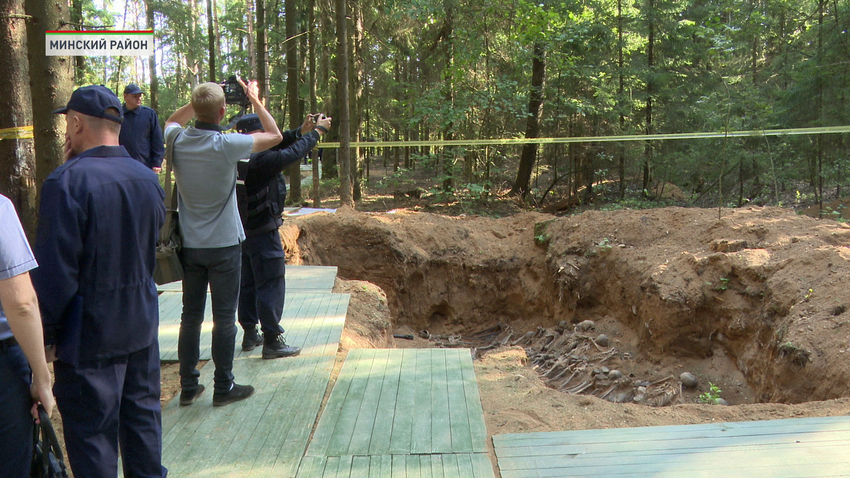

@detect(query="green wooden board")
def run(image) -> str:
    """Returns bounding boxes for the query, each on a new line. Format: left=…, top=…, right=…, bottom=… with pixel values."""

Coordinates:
left=294, top=454, right=494, bottom=478
left=158, top=291, right=348, bottom=362
left=161, top=353, right=336, bottom=477
left=306, top=349, right=488, bottom=458
left=157, top=265, right=338, bottom=293
left=494, top=415, right=850, bottom=478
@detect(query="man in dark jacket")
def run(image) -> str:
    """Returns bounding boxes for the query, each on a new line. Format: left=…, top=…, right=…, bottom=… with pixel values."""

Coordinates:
left=33, top=85, right=167, bottom=477
left=235, top=112, right=331, bottom=359
left=119, top=83, right=165, bottom=171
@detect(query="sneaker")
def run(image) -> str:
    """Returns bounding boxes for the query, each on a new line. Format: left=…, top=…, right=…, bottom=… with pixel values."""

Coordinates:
left=242, top=326, right=264, bottom=351
left=179, top=384, right=205, bottom=406
left=212, top=383, right=254, bottom=407
left=262, top=334, right=301, bottom=359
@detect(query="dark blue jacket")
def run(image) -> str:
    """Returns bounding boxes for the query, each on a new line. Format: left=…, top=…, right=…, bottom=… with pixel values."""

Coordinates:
left=32, top=146, right=165, bottom=363
left=238, top=128, right=319, bottom=236
left=119, top=104, right=165, bottom=169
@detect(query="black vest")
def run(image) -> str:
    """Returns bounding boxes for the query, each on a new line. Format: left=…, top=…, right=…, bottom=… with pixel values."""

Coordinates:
left=236, top=159, right=287, bottom=237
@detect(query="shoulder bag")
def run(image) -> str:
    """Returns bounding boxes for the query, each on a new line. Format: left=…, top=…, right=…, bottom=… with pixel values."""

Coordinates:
left=154, top=131, right=184, bottom=285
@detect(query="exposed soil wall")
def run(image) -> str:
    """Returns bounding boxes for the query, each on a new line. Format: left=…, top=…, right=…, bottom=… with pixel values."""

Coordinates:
left=286, top=206, right=850, bottom=404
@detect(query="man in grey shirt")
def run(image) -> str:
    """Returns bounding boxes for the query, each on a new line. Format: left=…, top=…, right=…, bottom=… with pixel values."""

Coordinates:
left=164, top=79, right=282, bottom=407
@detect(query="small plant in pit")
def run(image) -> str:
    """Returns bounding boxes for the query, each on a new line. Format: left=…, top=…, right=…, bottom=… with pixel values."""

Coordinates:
left=586, top=237, right=613, bottom=257
left=699, top=382, right=723, bottom=404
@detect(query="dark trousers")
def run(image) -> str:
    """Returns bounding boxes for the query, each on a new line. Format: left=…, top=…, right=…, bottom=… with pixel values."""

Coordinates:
left=178, top=244, right=241, bottom=393
left=53, top=343, right=166, bottom=478
left=238, top=230, right=286, bottom=336
left=0, top=342, right=32, bottom=478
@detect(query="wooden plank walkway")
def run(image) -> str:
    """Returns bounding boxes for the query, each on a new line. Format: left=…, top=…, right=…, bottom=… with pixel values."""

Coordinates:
left=158, top=265, right=350, bottom=477
left=307, top=348, right=489, bottom=457
left=296, top=453, right=494, bottom=477
left=158, top=291, right=349, bottom=362
left=157, top=265, right=339, bottom=293
left=161, top=351, right=336, bottom=477
left=493, top=415, right=850, bottom=478
left=158, top=265, right=495, bottom=477
left=300, top=348, right=494, bottom=478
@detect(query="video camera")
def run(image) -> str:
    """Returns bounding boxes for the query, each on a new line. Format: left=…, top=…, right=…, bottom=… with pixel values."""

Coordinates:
left=221, top=75, right=249, bottom=107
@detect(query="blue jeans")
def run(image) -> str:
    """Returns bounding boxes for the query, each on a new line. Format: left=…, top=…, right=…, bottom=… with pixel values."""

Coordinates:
left=178, top=244, right=241, bottom=393
left=54, top=343, right=166, bottom=477
left=0, top=341, right=32, bottom=478
left=238, top=230, right=286, bottom=336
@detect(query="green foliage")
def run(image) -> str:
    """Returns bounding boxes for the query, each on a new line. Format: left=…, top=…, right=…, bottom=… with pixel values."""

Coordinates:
left=70, top=0, right=850, bottom=210
left=699, top=383, right=723, bottom=405
left=585, top=238, right=613, bottom=258
left=533, top=220, right=554, bottom=247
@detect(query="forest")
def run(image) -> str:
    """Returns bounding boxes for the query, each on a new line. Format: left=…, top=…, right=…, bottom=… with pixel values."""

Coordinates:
left=3, top=0, right=850, bottom=228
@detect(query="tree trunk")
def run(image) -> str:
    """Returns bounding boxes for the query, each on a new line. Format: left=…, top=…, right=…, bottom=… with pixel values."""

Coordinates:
left=246, top=0, right=256, bottom=78
left=308, top=0, right=320, bottom=207
left=256, top=0, right=269, bottom=103
left=441, top=2, right=454, bottom=192
left=617, top=0, right=626, bottom=200
left=642, top=0, right=654, bottom=194
left=71, top=0, right=84, bottom=84
left=146, top=0, right=159, bottom=112
left=25, top=0, right=71, bottom=201
left=816, top=0, right=824, bottom=209
left=510, top=42, right=545, bottom=198
left=206, top=0, right=215, bottom=81
left=187, top=0, right=200, bottom=88
left=284, top=0, right=301, bottom=203
left=336, top=0, right=352, bottom=206
left=0, top=0, right=36, bottom=235
left=350, top=0, right=363, bottom=201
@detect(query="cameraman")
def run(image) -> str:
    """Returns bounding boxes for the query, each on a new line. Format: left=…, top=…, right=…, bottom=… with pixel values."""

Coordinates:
left=164, top=79, right=282, bottom=407
left=235, top=112, right=331, bottom=359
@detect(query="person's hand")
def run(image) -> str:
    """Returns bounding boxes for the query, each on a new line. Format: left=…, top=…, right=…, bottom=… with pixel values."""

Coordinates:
left=152, top=167, right=162, bottom=174
left=239, top=78, right=260, bottom=105
left=300, top=114, right=318, bottom=135
left=63, top=136, right=73, bottom=163
left=30, top=376, right=54, bottom=420
left=315, top=115, right=332, bottom=136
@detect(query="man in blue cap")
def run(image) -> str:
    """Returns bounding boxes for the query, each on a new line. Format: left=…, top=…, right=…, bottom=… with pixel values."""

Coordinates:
left=32, top=84, right=167, bottom=477
left=119, top=83, right=165, bottom=172
left=235, top=112, right=330, bottom=358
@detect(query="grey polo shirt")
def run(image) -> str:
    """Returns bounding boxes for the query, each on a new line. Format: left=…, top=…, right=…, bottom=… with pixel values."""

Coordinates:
left=165, top=123, right=254, bottom=248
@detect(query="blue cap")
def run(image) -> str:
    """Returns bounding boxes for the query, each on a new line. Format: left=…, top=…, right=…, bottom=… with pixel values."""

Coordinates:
left=54, top=85, right=123, bottom=124
left=235, top=114, right=263, bottom=133
left=123, top=83, right=143, bottom=95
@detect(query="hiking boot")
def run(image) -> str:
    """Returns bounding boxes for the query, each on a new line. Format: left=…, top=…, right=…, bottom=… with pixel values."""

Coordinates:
left=212, top=383, right=255, bottom=407
left=179, top=384, right=205, bottom=406
left=262, top=334, right=301, bottom=360
left=242, top=326, right=264, bottom=351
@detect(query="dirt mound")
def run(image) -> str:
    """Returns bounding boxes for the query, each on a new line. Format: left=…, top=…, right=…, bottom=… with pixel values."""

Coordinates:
left=285, top=206, right=850, bottom=406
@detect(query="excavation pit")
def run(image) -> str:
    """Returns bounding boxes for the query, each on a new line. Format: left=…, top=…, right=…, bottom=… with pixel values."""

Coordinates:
left=286, top=206, right=850, bottom=409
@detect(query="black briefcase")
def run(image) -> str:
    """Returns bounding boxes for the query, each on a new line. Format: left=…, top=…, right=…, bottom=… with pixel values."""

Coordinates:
left=31, top=405, right=68, bottom=478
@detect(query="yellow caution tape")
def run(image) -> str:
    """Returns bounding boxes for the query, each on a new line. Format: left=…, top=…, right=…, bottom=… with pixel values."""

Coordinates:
left=318, top=125, right=850, bottom=149
left=0, top=125, right=34, bottom=140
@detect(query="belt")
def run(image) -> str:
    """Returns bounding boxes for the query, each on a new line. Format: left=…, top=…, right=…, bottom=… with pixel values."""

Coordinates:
left=0, top=336, right=18, bottom=349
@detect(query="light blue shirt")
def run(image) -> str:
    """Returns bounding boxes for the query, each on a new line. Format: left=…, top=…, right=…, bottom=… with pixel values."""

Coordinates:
left=165, top=123, right=253, bottom=248
left=0, top=195, right=38, bottom=340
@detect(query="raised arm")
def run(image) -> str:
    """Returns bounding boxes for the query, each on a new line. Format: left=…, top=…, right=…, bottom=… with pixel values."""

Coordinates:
left=165, top=103, right=195, bottom=129
left=239, top=79, right=283, bottom=152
